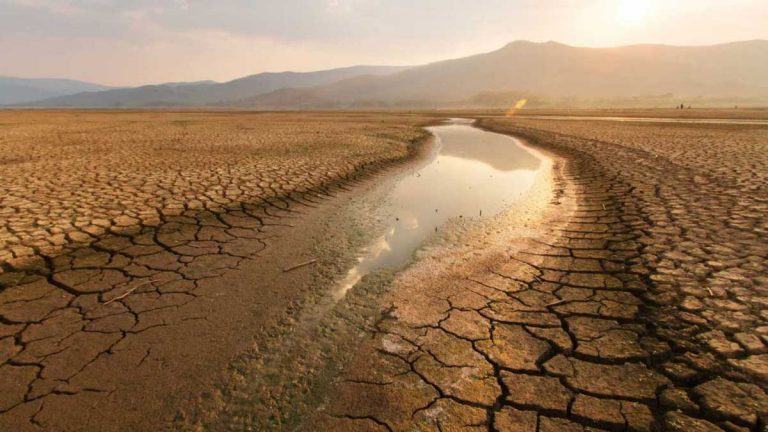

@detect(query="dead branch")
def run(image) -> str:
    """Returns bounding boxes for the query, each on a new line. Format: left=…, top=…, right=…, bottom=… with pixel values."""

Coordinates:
left=283, top=258, right=318, bottom=272
left=103, top=279, right=159, bottom=305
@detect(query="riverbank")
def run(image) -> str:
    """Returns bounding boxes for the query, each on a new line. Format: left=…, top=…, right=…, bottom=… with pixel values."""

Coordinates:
left=313, top=116, right=768, bottom=431
left=0, top=112, right=434, bottom=431
left=179, top=120, right=553, bottom=430
left=2, top=111, right=765, bottom=431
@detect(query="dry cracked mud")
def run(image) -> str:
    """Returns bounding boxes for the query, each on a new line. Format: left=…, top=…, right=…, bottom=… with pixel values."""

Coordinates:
left=1, top=111, right=767, bottom=431
left=0, top=111, right=432, bottom=430
left=313, top=117, right=768, bottom=432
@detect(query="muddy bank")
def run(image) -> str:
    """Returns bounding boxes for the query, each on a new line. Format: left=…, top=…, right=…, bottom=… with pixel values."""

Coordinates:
left=485, top=108, right=768, bottom=121
left=0, top=114, right=435, bottom=431
left=510, top=115, right=768, bottom=126
left=172, top=128, right=443, bottom=431
left=307, top=129, right=564, bottom=431
left=179, top=121, right=553, bottom=430
left=304, top=116, right=768, bottom=431
left=6, top=112, right=762, bottom=431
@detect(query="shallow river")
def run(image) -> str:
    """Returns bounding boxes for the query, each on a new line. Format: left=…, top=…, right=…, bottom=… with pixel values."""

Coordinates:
left=334, top=118, right=542, bottom=298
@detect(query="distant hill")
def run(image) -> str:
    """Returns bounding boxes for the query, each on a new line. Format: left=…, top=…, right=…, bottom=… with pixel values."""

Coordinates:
left=0, top=77, right=113, bottom=105
left=159, top=80, right=217, bottom=88
left=12, top=40, right=768, bottom=109
left=20, top=65, right=410, bottom=108
left=239, top=40, right=768, bottom=108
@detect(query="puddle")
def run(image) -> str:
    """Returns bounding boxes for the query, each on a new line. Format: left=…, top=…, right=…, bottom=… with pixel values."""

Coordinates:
left=197, top=119, right=547, bottom=429
left=334, top=119, right=542, bottom=299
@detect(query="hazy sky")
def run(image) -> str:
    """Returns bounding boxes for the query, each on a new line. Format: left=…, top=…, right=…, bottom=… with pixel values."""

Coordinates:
left=1, top=0, right=766, bottom=86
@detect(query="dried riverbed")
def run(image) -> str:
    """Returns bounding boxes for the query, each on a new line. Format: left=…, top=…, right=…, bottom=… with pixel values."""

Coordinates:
left=313, top=116, right=768, bottom=431
left=184, top=119, right=551, bottom=430
left=2, top=111, right=766, bottom=431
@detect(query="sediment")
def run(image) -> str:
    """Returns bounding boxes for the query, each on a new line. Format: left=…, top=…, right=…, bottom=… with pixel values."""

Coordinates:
left=315, top=118, right=768, bottom=431
left=2, top=113, right=766, bottom=431
left=0, top=111, right=432, bottom=431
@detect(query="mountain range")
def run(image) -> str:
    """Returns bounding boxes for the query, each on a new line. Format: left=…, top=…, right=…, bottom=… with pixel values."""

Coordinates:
left=6, top=40, right=768, bottom=108
left=0, top=77, right=113, bottom=105
left=13, top=65, right=408, bottom=108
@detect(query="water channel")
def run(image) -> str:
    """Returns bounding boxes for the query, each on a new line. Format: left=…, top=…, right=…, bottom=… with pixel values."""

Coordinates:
left=334, top=118, right=543, bottom=299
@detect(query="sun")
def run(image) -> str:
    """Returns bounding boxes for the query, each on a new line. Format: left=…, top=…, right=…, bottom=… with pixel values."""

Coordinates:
left=618, top=0, right=651, bottom=27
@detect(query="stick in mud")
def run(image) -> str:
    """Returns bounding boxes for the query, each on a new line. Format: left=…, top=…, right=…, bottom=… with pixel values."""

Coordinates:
left=102, top=279, right=159, bottom=305
left=283, top=258, right=319, bottom=272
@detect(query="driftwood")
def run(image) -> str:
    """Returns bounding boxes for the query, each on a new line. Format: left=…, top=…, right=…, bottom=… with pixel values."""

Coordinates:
left=102, top=279, right=158, bottom=305
left=546, top=299, right=568, bottom=307
left=283, top=258, right=318, bottom=272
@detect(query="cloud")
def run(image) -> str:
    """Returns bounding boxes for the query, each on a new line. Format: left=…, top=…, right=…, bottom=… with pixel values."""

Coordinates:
left=0, top=0, right=766, bottom=85
left=1, top=0, right=87, bottom=16
left=122, top=6, right=165, bottom=21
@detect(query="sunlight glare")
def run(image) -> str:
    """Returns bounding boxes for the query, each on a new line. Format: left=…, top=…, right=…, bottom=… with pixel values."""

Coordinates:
left=505, top=99, right=527, bottom=117
left=618, top=0, right=650, bottom=27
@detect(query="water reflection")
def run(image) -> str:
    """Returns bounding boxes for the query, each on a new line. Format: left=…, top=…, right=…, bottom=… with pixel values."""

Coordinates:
left=439, top=126, right=540, bottom=171
left=333, top=120, right=542, bottom=300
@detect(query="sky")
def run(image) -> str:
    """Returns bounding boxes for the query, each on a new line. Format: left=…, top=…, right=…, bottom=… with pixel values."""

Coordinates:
left=1, top=0, right=767, bottom=86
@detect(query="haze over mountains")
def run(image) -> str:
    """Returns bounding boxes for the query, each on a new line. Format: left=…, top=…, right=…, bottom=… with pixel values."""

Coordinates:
left=8, top=40, right=768, bottom=109
left=14, top=66, right=409, bottom=108
left=0, top=77, right=113, bottom=105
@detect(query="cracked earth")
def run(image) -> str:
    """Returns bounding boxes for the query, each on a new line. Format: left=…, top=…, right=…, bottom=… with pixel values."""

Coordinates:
left=0, top=111, right=430, bottom=430
left=314, top=117, right=768, bottom=431
left=1, top=111, right=766, bottom=431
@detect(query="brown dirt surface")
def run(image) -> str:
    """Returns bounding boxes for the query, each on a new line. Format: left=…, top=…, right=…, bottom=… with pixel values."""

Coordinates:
left=0, top=110, right=430, bottom=267
left=315, top=116, right=768, bottom=431
left=424, top=108, right=768, bottom=121
left=497, top=108, right=768, bottom=120
left=0, top=110, right=433, bottom=431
